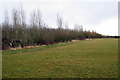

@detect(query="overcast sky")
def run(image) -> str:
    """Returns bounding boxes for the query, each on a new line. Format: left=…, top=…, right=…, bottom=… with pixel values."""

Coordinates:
left=0, top=0, right=119, bottom=36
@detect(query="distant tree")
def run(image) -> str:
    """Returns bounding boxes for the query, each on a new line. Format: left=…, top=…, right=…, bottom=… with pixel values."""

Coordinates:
left=57, top=14, right=63, bottom=29
left=20, top=5, right=26, bottom=26
left=30, top=10, right=37, bottom=27
left=12, top=9, right=21, bottom=27
left=19, top=6, right=27, bottom=46
left=36, top=9, right=42, bottom=28
left=30, top=9, right=42, bottom=28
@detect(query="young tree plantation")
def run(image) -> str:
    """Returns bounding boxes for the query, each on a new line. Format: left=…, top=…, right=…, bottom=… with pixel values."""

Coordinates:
left=1, top=8, right=104, bottom=50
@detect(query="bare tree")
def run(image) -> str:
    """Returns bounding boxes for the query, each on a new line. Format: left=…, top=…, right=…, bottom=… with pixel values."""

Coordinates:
left=36, top=9, right=42, bottom=28
left=30, top=9, right=42, bottom=28
left=12, top=9, right=20, bottom=27
left=20, top=4, right=26, bottom=26
left=30, top=10, right=36, bottom=27
left=57, top=14, right=63, bottom=29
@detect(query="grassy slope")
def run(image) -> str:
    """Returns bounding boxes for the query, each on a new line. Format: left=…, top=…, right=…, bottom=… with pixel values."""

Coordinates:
left=2, top=38, right=118, bottom=78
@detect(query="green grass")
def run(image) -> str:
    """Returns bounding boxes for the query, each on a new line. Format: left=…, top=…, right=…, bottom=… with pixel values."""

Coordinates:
left=2, top=38, right=118, bottom=78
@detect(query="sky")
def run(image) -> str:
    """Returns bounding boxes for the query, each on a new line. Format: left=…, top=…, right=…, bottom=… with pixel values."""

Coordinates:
left=0, top=0, right=119, bottom=36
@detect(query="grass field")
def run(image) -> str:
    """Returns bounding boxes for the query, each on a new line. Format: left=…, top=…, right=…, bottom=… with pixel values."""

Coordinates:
left=2, top=38, right=118, bottom=78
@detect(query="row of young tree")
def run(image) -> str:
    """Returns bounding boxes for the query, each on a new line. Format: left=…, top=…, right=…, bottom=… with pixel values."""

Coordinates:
left=1, top=8, right=103, bottom=50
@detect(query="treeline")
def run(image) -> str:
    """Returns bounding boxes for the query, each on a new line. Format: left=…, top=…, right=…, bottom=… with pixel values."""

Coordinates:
left=1, top=8, right=103, bottom=50
left=105, top=36, right=120, bottom=38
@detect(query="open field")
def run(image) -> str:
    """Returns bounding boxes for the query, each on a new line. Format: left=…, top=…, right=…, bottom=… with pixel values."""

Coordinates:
left=2, top=38, right=118, bottom=78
